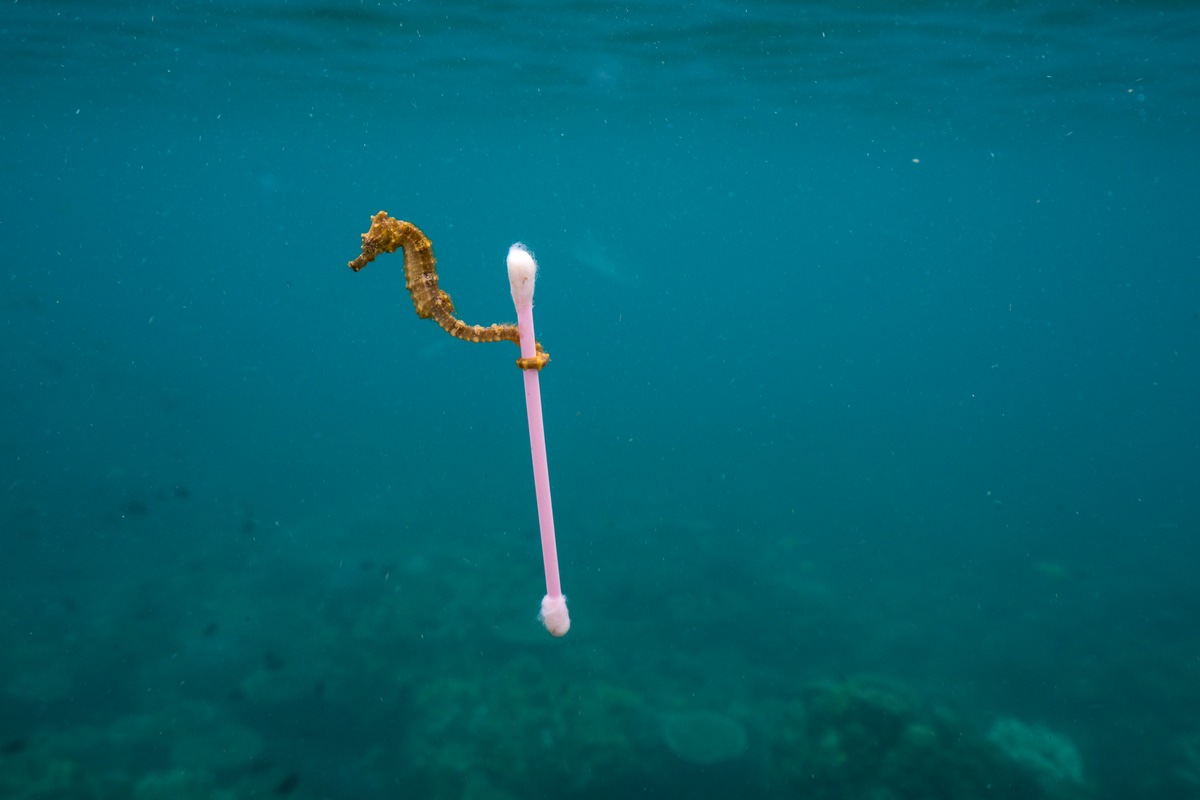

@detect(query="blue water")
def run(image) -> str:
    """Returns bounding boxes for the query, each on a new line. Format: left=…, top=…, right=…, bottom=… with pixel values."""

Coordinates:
left=3, top=2, right=1199, bottom=798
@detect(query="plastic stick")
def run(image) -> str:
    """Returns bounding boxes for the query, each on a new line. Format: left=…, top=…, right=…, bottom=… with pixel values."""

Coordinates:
left=507, top=244, right=570, bottom=637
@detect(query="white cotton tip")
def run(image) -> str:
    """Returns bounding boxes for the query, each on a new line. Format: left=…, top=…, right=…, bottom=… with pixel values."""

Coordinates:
left=507, top=243, right=538, bottom=310
left=539, top=594, right=570, bottom=637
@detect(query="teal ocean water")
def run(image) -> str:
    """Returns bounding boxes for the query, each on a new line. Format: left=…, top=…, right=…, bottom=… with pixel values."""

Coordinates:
left=3, top=2, right=1198, bottom=798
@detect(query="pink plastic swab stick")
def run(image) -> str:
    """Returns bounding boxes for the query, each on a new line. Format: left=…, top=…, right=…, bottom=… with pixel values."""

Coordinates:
left=507, top=244, right=570, bottom=637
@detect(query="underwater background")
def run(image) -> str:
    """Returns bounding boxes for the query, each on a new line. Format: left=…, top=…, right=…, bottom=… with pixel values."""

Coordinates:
left=2, top=1, right=1199, bottom=798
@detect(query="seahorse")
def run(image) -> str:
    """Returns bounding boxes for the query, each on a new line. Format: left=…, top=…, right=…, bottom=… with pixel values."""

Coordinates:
left=348, top=211, right=548, bottom=370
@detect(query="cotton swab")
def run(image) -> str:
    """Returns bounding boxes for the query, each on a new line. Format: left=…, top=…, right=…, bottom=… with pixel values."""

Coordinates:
left=507, top=243, right=570, bottom=637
